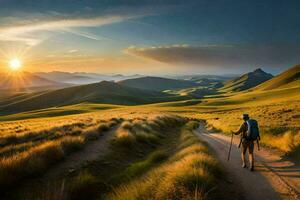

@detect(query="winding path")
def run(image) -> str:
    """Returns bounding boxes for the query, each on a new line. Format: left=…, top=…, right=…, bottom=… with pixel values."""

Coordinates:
left=195, top=126, right=300, bottom=200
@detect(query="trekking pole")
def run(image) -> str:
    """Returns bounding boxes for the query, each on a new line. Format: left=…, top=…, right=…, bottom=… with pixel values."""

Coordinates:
left=257, top=139, right=260, bottom=151
left=238, top=135, right=242, bottom=148
left=227, top=133, right=234, bottom=161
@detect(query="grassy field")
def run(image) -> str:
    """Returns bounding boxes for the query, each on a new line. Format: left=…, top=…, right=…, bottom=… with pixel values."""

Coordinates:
left=106, top=121, right=224, bottom=200
left=149, top=84, right=300, bottom=156
left=0, top=65, right=299, bottom=199
left=3, top=91, right=297, bottom=199
left=1, top=83, right=299, bottom=156
left=0, top=81, right=188, bottom=115
left=0, top=103, right=122, bottom=121
left=0, top=113, right=122, bottom=191
left=11, top=115, right=229, bottom=200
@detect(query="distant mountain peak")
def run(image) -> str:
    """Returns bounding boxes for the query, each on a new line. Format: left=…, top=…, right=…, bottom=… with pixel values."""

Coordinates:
left=220, top=68, right=274, bottom=92
left=248, top=68, right=273, bottom=79
left=253, top=68, right=265, bottom=73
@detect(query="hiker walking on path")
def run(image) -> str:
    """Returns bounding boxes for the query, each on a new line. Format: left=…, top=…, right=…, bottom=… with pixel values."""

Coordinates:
left=232, top=114, right=260, bottom=171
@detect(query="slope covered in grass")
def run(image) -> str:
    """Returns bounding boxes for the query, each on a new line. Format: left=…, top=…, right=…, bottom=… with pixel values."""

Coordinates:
left=0, top=116, right=121, bottom=192
left=0, top=91, right=45, bottom=106
left=0, top=81, right=184, bottom=115
left=118, top=76, right=199, bottom=91
left=220, top=68, right=273, bottom=92
left=0, top=103, right=121, bottom=121
left=22, top=116, right=226, bottom=200
left=142, top=66, right=300, bottom=156
left=107, top=121, right=224, bottom=200
left=254, top=64, right=300, bottom=90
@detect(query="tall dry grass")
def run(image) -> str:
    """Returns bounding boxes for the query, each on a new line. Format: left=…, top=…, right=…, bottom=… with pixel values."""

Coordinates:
left=27, top=116, right=220, bottom=200
left=0, top=122, right=87, bottom=147
left=0, top=136, right=84, bottom=187
left=107, top=121, right=222, bottom=200
left=110, top=115, right=187, bottom=148
left=261, top=130, right=300, bottom=156
left=0, top=117, right=121, bottom=189
left=30, top=115, right=187, bottom=200
left=205, top=119, right=300, bottom=156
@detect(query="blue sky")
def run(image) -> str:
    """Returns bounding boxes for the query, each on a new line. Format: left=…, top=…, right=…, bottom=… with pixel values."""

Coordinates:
left=0, top=0, right=299, bottom=75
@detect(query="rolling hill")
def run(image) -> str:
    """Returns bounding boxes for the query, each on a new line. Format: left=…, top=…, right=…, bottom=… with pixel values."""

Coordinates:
left=118, top=76, right=199, bottom=91
left=0, top=71, right=67, bottom=90
left=176, top=74, right=237, bottom=82
left=0, top=81, right=184, bottom=114
left=254, top=64, right=300, bottom=90
left=220, top=68, right=273, bottom=92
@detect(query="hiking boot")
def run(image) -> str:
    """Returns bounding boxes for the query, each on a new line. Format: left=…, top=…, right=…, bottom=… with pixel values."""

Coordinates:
left=250, top=165, right=254, bottom=171
left=242, top=163, right=246, bottom=168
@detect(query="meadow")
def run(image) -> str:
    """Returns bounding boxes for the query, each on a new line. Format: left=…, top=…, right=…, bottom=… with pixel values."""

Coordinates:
left=106, top=120, right=224, bottom=200
left=0, top=65, right=299, bottom=199
left=0, top=113, right=122, bottom=191
left=0, top=113, right=232, bottom=200
left=2, top=90, right=298, bottom=199
left=151, top=85, right=300, bottom=156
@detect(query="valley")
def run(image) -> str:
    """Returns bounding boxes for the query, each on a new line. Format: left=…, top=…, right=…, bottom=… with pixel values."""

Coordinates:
left=0, top=64, right=299, bottom=200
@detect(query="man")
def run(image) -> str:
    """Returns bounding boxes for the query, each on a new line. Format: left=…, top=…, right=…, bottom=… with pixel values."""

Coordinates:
left=232, top=114, right=260, bottom=171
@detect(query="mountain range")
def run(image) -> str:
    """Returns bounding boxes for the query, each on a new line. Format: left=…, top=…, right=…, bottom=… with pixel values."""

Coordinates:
left=1, top=65, right=299, bottom=115
left=35, top=71, right=143, bottom=84
left=0, top=81, right=185, bottom=114
left=118, top=76, right=199, bottom=91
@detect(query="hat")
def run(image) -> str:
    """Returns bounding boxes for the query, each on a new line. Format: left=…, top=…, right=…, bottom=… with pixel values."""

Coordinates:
left=242, top=114, right=249, bottom=120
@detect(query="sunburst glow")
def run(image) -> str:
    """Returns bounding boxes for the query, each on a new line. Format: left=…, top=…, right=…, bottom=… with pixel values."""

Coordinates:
left=9, top=58, right=22, bottom=71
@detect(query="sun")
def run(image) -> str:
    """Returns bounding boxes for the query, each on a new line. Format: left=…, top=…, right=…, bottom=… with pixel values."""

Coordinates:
left=9, top=58, right=22, bottom=71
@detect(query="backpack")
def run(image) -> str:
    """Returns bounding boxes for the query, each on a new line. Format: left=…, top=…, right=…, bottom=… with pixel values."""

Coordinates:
left=246, top=119, right=260, bottom=141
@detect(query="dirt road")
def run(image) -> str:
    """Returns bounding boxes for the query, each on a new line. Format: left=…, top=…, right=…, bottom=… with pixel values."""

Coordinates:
left=195, top=126, right=300, bottom=200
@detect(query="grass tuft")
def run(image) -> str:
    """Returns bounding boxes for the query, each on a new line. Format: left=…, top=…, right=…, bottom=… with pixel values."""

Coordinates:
left=111, top=129, right=136, bottom=148
left=0, top=136, right=85, bottom=188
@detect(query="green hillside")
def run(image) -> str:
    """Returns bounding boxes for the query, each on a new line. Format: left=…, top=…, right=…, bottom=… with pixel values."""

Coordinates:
left=255, top=64, right=300, bottom=90
left=118, top=76, right=199, bottom=91
left=177, top=74, right=237, bottom=88
left=220, top=68, right=273, bottom=92
left=0, top=81, right=184, bottom=115
left=0, top=91, right=46, bottom=107
left=0, top=103, right=121, bottom=121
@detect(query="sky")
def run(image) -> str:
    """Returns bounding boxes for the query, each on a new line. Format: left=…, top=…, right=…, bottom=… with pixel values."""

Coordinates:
left=0, top=0, right=299, bottom=75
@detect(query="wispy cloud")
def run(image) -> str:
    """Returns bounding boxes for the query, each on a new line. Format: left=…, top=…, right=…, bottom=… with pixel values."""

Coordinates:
left=124, top=44, right=300, bottom=70
left=63, top=28, right=103, bottom=41
left=68, top=49, right=78, bottom=53
left=0, top=14, right=138, bottom=46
